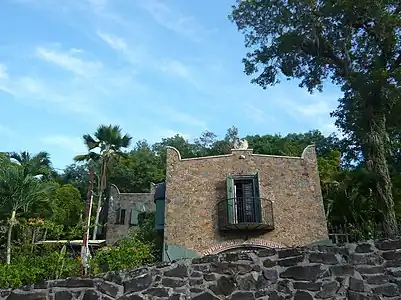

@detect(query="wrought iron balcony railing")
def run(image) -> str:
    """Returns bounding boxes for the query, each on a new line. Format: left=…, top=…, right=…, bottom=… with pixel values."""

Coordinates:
left=217, top=197, right=274, bottom=231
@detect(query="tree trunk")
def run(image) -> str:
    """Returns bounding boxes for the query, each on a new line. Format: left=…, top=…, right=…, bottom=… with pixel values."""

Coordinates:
left=92, top=157, right=108, bottom=240
left=366, top=112, right=397, bottom=237
left=6, top=210, right=16, bottom=265
left=92, top=190, right=103, bottom=241
left=31, top=228, right=37, bottom=253
left=43, top=228, right=48, bottom=241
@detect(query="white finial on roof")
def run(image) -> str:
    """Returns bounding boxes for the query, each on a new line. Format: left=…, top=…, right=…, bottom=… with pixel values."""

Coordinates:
left=233, top=139, right=249, bottom=150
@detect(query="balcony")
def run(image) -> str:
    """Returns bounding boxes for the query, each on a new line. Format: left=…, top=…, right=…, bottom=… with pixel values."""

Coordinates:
left=217, top=197, right=274, bottom=231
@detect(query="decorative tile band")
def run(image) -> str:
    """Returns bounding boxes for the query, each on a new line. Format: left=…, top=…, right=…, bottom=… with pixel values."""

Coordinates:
left=202, top=239, right=286, bottom=256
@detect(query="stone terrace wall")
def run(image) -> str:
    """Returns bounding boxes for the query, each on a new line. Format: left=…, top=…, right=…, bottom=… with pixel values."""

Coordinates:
left=3, top=238, right=401, bottom=299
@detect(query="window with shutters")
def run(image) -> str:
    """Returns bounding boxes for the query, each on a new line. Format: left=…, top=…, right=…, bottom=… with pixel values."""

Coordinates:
left=130, top=209, right=139, bottom=226
left=226, top=174, right=261, bottom=224
left=115, top=208, right=126, bottom=225
left=218, top=173, right=273, bottom=231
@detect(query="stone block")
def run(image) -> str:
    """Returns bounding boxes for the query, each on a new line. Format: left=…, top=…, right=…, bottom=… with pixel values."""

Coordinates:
left=375, top=239, right=401, bottom=251
left=309, top=252, right=339, bottom=265
left=123, top=273, right=152, bottom=294
left=163, top=265, right=188, bottom=278
left=280, top=265, right=325, bottom=281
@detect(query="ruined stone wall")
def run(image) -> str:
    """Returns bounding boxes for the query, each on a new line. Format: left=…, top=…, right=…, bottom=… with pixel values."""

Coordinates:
left=4, top=237, right=401, bottom=299
left=164, top=145, right=328, bottom=257
left=106, top=184, right=156, bottom=245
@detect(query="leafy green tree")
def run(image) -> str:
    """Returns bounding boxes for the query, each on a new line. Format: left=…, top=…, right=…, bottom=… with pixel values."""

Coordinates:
left=109, top=141, right=164, bottom=192
left=152, top=134, right=196, bottom=173
left=0, top=162, right=56, bottom=264
left=60, top=163, right=90, bottom=200
left=9, top=151, right=53, bottom=179
left=230, top=0, right=401, bottom=235
left=206, top=126, right=240, bottom=155
left=132, top=212, right=163, bottom=261
left=51, top=184, right=84, bottom=233
left=75, top=124, right=132, bottom=240
left=193, top=131, right=218, bottom=157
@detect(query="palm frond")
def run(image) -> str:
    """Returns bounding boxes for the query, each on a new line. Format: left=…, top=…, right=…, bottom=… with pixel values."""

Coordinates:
left=83, top=134, right=100, bottom=150
left=74, top=154, right=90, bottom=162
left=9, top=151, right=24, bottom=164
left=74, top=152, right=101, bottom=163
left=121, top=134, right=132, bottom=148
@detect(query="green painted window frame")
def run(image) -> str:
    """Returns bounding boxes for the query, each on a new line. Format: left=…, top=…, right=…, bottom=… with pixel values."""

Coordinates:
left=130, top=209, right=139, bottom=226
left=225, top=173, right=261, bottom=223
left=226, top=175, right=235, bottom=223
left=252, top=172, right=261, bottom=223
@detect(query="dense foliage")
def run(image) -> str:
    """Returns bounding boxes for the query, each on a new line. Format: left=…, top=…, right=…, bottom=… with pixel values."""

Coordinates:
left=0, top=245, right=80, bottom=288
left=89, top=232, right=154, bottom=275
left=0, top=0, right=400, bottom=288
left=1, top=122, right=401, bottom=287
left=229, top=0, right=401, bottom=235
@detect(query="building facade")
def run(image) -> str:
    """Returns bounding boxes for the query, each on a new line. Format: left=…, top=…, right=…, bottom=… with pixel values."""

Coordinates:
left=156, top=143, right=328, bottom=261
left=105, top=184, right=156, bottom=245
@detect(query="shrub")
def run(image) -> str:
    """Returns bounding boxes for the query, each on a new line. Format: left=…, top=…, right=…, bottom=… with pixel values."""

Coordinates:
left=0, top=245, right=80, bottom=288
left=89, top=237, right=154, bottom=274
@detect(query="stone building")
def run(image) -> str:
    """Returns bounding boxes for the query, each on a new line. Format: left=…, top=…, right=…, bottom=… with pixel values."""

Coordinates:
left=105, top=184, right=156, bottom=245
left=155, top=142, right=328, bottom=261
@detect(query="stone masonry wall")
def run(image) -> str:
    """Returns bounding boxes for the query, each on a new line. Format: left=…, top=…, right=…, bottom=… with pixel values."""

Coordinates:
left=164, top=145, right=328, bottom=257
left=106, top=184, right=156, bottom=245
left=4, top=237, right=401, bottom=299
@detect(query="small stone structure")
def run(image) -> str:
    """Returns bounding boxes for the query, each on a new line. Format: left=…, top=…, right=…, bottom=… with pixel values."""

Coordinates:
left=106, top=184, right=156, bottom=245
left=162, top=144, right=328, bottom=260
left=4, top=237, right=401, bottom=299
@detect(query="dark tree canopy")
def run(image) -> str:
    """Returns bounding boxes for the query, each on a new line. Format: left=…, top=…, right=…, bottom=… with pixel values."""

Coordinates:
left=230, top=0, right=401, bottom=235
left=230, top=0, right=401, bottom=93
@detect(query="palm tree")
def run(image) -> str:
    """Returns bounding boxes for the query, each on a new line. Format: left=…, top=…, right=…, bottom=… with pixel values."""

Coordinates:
left=0, top=162, right=56, bottom=264
left=74, top=125, right=132, bottom=240
left=9, top=151, right=53, bottom=179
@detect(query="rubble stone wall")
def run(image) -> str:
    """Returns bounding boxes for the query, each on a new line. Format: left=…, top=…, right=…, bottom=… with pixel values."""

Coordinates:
left=106, top=184, right=156, bottom=245
left=2, top=237, right=401, bottom=299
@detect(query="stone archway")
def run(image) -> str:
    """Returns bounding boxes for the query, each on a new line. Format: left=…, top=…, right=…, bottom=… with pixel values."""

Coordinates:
left=202, top=239, right=286, bottom=256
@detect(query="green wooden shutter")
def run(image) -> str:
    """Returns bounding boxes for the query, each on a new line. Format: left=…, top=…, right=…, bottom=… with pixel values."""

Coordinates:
left=253, top=173, right=261, bottom=223
left=130, top=209, right=139, bottom=226
left=226, top=175, right=235, bottom=224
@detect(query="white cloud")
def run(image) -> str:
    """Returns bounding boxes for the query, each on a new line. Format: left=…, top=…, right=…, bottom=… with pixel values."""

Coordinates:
left=0, top=44, right=142, bottom=123
left=295, top=99, right=334, bottom=117
left=87, top=0, right=107, bottom=11
left=0, top=64, right=8, bottom=81
left=36, top=46, right=103, bottom=77
left=96, top=31, right=148, bottom=66
left=157, top=59, right=201, bottom=89
left=0, top=64, right=108, bottom=123
left=157, top=60, right=198, bottom=85
left=158, top=60, right=190, bottom=78
left=97, top=31, right=127, bottom=52
left=96, top=31, right=202, bottom=88
left=138, top=0, right=206, bottom=42
left=279, top=92, right=341, bottom=136
left=40, top=135, right=87, bottom=154
left=150, top=105, right=206, bottom=128
left=0, top=64, right=13, bottom=95
left=244, top=103, right=275, bottom=124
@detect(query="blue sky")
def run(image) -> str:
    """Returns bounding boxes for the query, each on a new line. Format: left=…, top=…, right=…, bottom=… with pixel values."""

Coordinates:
left=0, top=0, right=342, bottom=169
